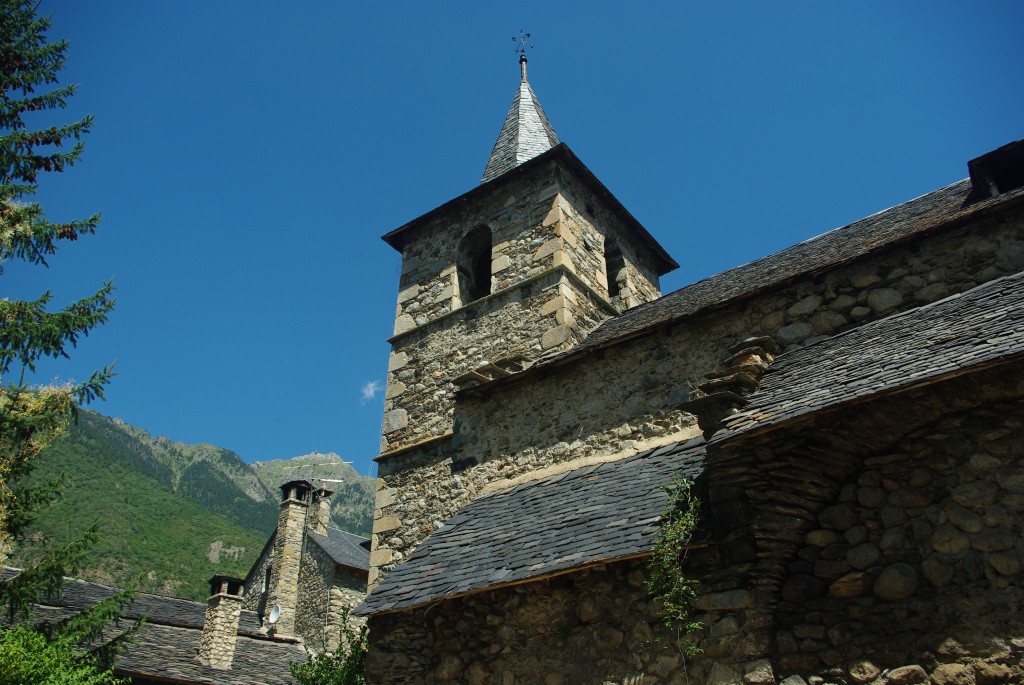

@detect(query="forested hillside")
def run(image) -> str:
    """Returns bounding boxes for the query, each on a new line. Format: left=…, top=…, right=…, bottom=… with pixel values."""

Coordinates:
left=10, top=411, right=374, bottom=601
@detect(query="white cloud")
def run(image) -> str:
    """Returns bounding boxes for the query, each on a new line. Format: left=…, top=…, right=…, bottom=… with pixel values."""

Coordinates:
left=360, top=380, right=382, bottom=404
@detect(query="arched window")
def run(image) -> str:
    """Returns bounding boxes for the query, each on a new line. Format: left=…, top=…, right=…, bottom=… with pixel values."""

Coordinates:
left=457, top=225, right=492, bottom=303
left=604, top=239, right=626, bottom=300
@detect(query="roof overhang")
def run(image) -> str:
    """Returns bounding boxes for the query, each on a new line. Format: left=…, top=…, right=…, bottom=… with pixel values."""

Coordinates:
left=381, top=143, right=679, bottom=276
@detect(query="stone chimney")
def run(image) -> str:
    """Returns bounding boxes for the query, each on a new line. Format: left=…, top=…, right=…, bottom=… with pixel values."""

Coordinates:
left=197, top=576, right=244, bottom=670
left=308, top=486, right=335, bottom=536
left=265, top=480, right=312, bottom=636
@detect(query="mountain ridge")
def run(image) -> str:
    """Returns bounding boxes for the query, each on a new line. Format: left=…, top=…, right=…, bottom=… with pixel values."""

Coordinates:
left=9, top=410, right=374, bottom=601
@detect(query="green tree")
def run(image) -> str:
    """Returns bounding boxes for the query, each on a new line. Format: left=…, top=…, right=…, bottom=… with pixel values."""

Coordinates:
left=0, top=2, right=130, bottom=682
left=290, top=610, right=368, bottom=685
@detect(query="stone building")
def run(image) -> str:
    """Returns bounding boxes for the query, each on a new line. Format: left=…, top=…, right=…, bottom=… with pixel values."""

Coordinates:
left=353, top=55, right=1024, bottom=685
left=2, top=478, right=370, bottom=683
left=241, top=479, right=371, bottom=652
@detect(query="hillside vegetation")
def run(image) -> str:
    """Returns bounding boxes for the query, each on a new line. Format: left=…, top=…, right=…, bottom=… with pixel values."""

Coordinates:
left=10, top=411, right=374, bottom=601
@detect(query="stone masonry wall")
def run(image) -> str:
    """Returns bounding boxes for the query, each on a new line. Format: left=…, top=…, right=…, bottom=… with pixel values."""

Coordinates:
left=241, top=538, right=274, bottom=614
left=329, top=567, right=368, bottom=652
left=295, top=541, right=334, bottom=649
left=770, top=400, right=1024, bottom=684
left=366, top=557, right=717, bottom=685
left=382, top=270, right=610, bottom=452
left=382, top=158, right=666, bottom=453
left=371, top=207, right=1024, bottom=577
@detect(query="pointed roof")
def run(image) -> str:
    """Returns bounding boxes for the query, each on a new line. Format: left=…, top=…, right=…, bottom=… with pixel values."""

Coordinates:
left=481, top=56, right=560, bottom=184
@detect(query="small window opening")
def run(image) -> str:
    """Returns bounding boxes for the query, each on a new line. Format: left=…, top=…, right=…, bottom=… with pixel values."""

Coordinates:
left=458, top=225, right=492, bottom=303
left=604, top=240, right=626, bottom=300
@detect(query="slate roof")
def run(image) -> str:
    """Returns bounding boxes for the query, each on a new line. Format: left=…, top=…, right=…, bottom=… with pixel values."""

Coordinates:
left=2, top=569, right=302, bottom=684
left=536, top=179, right=1024, bottom=371
left=308, top=527, right=371, bottom=573
left=481, top=62, right=560, bottom=184
left=712, top=270, right=1024, bottom=443
left=355, top=437, right=706, bottom=616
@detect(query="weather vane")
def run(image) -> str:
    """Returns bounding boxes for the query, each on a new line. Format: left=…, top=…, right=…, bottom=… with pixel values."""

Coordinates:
left=513, top=30, right=534, bottom=58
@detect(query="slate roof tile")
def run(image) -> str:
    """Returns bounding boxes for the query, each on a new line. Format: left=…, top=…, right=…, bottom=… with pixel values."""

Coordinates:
left=1, top=570, right=302, bottom=684
left=307, top=526, right=371, bottom=573
left=713, top=271, right=1024, bottom=443
left=355, top=439, right=705, bottom=616
left=539, top=181, right=1024, bottom=371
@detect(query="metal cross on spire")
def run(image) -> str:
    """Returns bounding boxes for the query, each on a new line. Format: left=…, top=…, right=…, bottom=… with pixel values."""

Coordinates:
left=513, top=30, right=534, bottom=82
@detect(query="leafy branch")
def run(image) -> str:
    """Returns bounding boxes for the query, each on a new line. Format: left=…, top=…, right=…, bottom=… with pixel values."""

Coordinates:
left=646, top=475, right=703, bottom=658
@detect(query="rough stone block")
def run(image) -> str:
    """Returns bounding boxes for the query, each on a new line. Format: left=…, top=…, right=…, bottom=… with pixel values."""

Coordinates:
left=397, top=284, right=420, bottom=304
left=705, top=662, right=742, bottom=685
left=551, top=250, right=577, bottom=273
left=369, top=548, right=394, bottom=566
left=873, top=562, right=919, bottom=600
left=492, top=254, right=512, bottom=273
left=541, top=325, right=571, bottom=350
left=373, top=516, right=401, bottom=534
left=742, top=659, right=774, bottom=685
left=694, top=589, right=752, bottom=611
left=533, top=238, right=562, bottom=261
left=385, top=381, right=407, bottom=399
left=376, top=488, right=398, bottom=508
left=538, top=184, right=559, bottom=201
left=540, top=296, right=567, bottom=316
left=388, top=351, right=409, bottom=371
left=542, top=207, right=563, bottom=227
left=382, top=409, right=409, bottom=433
left=394, top=314, right=416, bottom=336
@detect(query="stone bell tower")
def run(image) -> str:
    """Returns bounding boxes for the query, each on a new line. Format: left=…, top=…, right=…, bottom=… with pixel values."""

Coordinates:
left=378, top=54, right=678, bottom=456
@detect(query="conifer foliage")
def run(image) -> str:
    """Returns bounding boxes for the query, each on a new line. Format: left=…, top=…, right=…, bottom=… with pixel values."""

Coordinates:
left=0, top=2, right=127, bottom=682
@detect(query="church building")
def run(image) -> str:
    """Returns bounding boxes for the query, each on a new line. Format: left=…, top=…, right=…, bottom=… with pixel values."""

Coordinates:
left=353, top=53, right=1024, bottom=685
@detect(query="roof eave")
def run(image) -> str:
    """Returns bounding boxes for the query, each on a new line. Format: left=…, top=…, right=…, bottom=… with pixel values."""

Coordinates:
left=380, top=143, right=679, bottom=276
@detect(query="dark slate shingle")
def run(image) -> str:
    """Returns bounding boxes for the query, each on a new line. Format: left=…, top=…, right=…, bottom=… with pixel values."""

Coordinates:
left=539, top=180, right=1023, bottom=370
left=355, top=437, right=705, bottom=616
left=307, top=527, right=371, bottom=573
left=713, top=271, right=1024, bottom=443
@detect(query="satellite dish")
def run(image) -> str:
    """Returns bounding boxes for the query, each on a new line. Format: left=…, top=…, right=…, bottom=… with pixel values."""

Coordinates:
left=267, top=604, right=281, bottom=624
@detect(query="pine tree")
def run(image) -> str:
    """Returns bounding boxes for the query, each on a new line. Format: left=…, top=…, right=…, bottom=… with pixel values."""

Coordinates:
left=0, top=2, right=130, bottom=680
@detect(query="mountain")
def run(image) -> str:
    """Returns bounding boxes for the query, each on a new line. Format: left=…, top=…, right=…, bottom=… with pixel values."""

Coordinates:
left=251, top=453, right=375, bottom=536
left=9, top=411, right=374, bottom=601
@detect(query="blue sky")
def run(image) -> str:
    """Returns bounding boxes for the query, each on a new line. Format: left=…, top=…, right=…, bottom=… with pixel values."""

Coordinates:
left=8, top=1, right=1023, bottom=477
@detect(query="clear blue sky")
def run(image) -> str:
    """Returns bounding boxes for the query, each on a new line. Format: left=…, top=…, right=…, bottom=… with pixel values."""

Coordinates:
left=8, top=1, right=1023, bottom=477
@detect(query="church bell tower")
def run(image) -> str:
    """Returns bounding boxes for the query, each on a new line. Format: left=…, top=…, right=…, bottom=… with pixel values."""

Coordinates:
left=378, top=54, right=677, bottom=456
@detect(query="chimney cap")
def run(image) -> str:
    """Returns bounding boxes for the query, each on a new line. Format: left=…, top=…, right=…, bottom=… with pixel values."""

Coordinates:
left=968, top=138, right=1024, bottom=201
left=208, top=575, right=245, bottom=598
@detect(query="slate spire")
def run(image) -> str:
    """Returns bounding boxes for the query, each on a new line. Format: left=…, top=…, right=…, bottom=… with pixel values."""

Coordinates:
left=481, top=54, right=560, bottom=184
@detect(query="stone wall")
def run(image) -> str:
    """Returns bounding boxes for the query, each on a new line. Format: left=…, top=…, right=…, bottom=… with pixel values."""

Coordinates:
left=371, top=206, right=1024, bottom=578
left=382, top=269, right=612, bottom=452
left=295, top=541, right=334, bottom=649
left=329, top=567, right=368, bottom=651
left=367, top=397, right=1024, bottom=685
left=366, top=558, right=716, bottom=685
left=241, top=538, right=274, bottom=614
left=382, top=156, right=667, bottom=453
left=770, top=401, right=1024, bottom=683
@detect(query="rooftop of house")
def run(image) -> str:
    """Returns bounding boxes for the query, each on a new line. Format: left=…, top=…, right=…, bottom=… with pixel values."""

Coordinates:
left=1, top=568, right=302, bottom=685
left=308, top=526, right=371, bottom=574
left=355, top=437, right=706, bottom=616
left=712, top=270, right=1024, bottom=445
